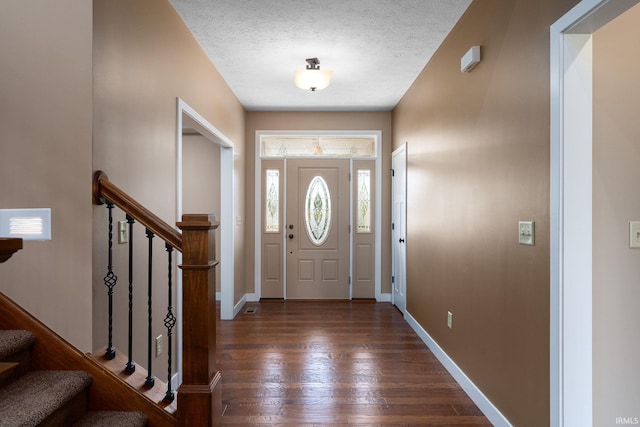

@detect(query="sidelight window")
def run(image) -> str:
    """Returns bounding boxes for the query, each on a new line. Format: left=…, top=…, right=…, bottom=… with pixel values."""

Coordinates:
left=357, top=169, right=371, bottom=233
left=265, top=169, right=279, bottom=232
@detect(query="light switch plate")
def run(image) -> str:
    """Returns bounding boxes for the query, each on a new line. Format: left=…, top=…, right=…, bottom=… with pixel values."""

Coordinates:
left=630, top=222, right=640, bottom=248
left=519, top=221, right=535, bottom=246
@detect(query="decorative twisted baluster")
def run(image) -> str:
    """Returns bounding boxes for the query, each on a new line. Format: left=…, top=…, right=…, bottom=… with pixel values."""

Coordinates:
left=145, top=228, right=155, bottom=388
left=164, top=243, right=176, bottom=402
left=124, top=214, right=136, bottom=374
left=103, top=201, right=117, bottom=360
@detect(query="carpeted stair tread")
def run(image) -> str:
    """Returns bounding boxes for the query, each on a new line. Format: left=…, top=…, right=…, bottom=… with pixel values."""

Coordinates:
left=73, top=410, right=148, bottom=426
left=0, top=330, right=35, bottom=359
left=0, top=370, right=90, bottom=426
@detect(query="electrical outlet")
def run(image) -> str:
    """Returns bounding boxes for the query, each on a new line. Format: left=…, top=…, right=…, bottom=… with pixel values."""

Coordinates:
left=155, top=335, right=163, bottom=357
left=447, top=311, right=453, bottom=329
left=118, top=220, right=128, bottom=244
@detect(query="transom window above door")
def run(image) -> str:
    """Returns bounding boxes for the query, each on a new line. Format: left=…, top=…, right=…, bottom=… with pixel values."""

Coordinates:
left=260, top=135, right=376, bottom=158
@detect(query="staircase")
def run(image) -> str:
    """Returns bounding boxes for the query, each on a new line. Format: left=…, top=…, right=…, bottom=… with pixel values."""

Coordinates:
left=0, top=291, right=176, bottom=426
left=0, top=171, right=222, bottom=426
left=0, top=329, right=147, bottom=426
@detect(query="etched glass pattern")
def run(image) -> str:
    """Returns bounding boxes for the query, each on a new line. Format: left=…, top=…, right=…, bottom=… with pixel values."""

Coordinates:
left=265, top=169, right=279, bottom=232
left=261, top=137, right=376, bottom=158
left=357, top=170, right=371, bottom=232
left=305, top=176, right=331, bottom=245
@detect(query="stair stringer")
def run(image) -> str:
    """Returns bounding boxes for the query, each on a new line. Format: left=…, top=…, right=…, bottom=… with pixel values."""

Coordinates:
left=0, top=291, right=175, bottom=427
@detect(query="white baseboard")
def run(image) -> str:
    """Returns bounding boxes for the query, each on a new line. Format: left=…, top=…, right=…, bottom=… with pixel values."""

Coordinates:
left=377, top=292, right=391, bottom=302
left=170, top=372, right=180, bottom=393
left=232, top=294, right=247, bottom=318
left=245, top=293, right=259, bottom=302
left=229, top=293, right=259, bottom=318
left=404, top=310, right=512, bottom=427
left=217, top=293, right=258, bottom=318
left=228, top=292, right=387, bottom=303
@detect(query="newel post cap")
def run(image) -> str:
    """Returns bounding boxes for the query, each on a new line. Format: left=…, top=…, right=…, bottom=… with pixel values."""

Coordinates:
left=177, top=214, right=219, bottom=231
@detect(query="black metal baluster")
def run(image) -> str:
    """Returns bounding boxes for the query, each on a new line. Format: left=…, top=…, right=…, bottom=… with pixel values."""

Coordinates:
left=124, top=214, right=136, bottom=374
left=103, top=201, right=117, bottom=360
left=145, top=228, right=155, bottom=388
left=164, top=243, right=176, bottom=403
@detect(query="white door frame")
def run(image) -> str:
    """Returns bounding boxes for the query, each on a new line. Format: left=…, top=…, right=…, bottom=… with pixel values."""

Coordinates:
left=176, top=98, right=235, bottom=387
left=254, top=130, right=383, bottom=301
left=391, top=143, right=407, bottom=313
left=550, top=1, right=638, bottom=425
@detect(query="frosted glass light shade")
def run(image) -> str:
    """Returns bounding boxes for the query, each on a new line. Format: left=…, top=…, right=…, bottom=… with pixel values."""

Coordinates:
left=294, top=69, right=333, bottom=91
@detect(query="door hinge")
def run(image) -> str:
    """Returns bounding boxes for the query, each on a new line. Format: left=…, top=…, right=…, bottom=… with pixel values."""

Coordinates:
left=392, top=222, right=395, bottom=230
left=392, top=275, right=395, bottom=283
left=391, top=168, right=395, bottom=177
left=349, top=276, right=352, bottom=285
left=348, top=224, right=351, bottom=233
left=349, top=172, right=352, bottom=181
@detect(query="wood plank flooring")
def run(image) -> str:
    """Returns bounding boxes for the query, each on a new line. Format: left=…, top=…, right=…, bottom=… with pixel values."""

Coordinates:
left=217, top=301, right=491, bottom=426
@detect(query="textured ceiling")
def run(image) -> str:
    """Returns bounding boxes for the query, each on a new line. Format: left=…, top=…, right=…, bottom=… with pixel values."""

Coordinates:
left=169, top=0, right=472, bottom=112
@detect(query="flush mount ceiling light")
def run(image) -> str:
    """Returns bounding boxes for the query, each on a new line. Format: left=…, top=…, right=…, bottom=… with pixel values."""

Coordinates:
left=294, top=57, right=333, bottom=92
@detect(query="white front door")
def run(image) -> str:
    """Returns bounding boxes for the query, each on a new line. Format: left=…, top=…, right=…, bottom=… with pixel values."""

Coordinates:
left=286, top=159, right=350, bottom=299
left=392, top=144, right=407, bottom=313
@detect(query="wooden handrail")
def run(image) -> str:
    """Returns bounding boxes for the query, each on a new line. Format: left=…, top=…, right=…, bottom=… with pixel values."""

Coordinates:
left=93, top=171, right=182, bottom=249
left=92, top=171, right=221, bottom=426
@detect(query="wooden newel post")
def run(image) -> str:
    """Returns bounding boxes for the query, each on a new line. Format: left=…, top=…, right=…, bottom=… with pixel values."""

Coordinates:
left=176, top=214, right=221, bottom=426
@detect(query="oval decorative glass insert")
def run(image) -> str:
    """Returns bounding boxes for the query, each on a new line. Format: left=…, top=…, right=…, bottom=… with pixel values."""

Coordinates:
left=304, top=176, right=332, bottom=246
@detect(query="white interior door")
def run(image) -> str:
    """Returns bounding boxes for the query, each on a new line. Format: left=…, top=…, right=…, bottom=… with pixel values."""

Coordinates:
left=392, top=144, right=407, bottom=313
left=286, top=159, right=350, bottom=299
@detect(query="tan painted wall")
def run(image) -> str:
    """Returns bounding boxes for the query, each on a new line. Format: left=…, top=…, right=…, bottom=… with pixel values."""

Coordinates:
left=0, top=1, right=93, bottom=351
left=183, top=134, right=221, bottom=292
left=183, top=135, right=221, bottom=216
left=245, top=112, right=392, bottom=297
left=392, top=0, right=578, bottom=425
left=92, top=0, right=245, bottom=373
left=593, top=4, right=640, bottom=424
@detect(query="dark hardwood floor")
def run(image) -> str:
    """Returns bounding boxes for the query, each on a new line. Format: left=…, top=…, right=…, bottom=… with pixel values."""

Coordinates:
left=217, top=300, right=491, bottom=426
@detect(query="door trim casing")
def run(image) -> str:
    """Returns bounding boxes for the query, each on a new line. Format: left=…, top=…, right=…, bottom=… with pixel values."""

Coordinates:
left=254, top=130, right=383, bottom=301
left=391, top=143, right=407, bottom=313
left=549, top=1, right=639, bottom=425
left=176, top=98, right=235, bottom=328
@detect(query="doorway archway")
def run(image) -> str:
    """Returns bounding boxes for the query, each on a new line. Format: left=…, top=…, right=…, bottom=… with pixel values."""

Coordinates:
left=550, top=1, right=639, bottom=424
left=175, top=98, right=235, bottom=385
